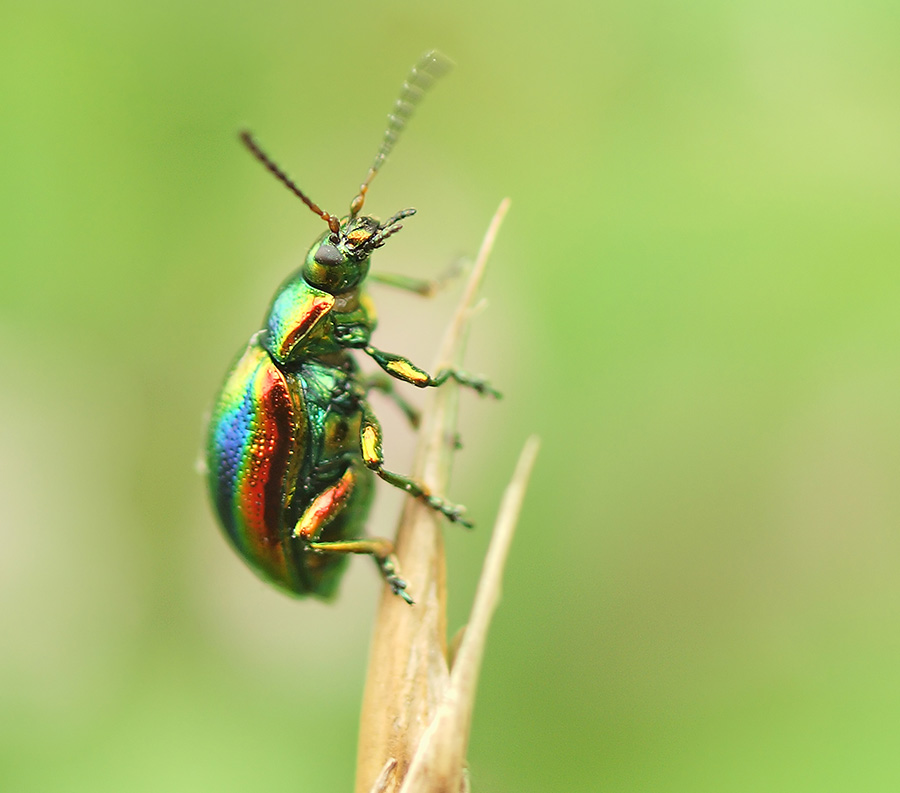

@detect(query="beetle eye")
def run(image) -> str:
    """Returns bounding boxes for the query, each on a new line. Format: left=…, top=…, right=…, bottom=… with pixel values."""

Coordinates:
left=314, top=244, right=342, bottom=267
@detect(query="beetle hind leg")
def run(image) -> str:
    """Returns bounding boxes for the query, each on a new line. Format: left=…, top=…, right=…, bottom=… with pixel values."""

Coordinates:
left=307, top=538, right=413, bottom=604
left=292, top=468, right=413, bottom=603
left=359, top=404, right=474, bottom=528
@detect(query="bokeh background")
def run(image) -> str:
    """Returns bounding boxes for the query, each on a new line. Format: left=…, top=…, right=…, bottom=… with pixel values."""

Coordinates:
left=2, top=1, right=899, bottom=791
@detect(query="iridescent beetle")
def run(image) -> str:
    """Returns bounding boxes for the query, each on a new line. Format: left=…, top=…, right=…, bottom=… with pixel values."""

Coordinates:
left=206, top=52, right=498, bottom=604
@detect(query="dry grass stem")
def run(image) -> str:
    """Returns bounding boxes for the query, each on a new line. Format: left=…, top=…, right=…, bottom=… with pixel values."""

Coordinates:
left=399, top=436, right=540, bottom=793
left=370, top=759, right=399, bottom=793
left=356, top=198, right=533, bottom=793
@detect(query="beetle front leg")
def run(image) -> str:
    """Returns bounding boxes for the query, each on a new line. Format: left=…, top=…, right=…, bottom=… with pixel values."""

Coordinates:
left=359, top=404, right=473, bottom=528
left=368, top=256, right=467, bottom=297
left=364, top=346, right=501, bottom=399
left=292, top=467, right=413, bottom=603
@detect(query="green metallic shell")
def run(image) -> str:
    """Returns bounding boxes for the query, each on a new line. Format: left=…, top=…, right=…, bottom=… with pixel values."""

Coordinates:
left=206, top=277, right=377, bottom=599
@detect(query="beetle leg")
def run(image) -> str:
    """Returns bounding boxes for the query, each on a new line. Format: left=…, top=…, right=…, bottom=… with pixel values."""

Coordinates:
left=368, top=256, right=467, bottom=297
left=292, top=468, right=413, bottom=603
left=361, top=374, right=464, bottom=449
left=292, top=467, right=356, bottom=542
left=429, top=366, right=501, bottom=398
left=364, top=346, right=501, bottom=399
left=359, top=404, right=473, bottom=528
left=306, top=540, right=413, bottom=604
left=359, top=372, right=421, bottom=428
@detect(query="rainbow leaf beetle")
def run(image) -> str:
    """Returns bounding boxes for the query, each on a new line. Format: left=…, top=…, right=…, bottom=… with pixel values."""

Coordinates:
left=206, top=52, right=499, bottom=605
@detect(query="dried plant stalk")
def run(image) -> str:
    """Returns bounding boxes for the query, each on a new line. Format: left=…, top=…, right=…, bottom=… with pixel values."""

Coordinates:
left=398, top=435, right=540, bottom=793
left=355, top=198, right=537, bottom=793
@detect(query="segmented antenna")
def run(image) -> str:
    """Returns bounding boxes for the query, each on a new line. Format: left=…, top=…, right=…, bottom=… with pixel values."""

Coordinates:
left=239, top=130, right=341, bottom=234
left=349, top=50, right=454, bottom=218
left=370, top=208, right=417, bottom=248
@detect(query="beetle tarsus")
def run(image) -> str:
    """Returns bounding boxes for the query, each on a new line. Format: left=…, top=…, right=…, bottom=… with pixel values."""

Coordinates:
left=433, top=368, right=502, bottom=399
left=424, top=495, right=474, bottom=529
left=378, top=554, right=415, bottom=605
left=389, top=578, right=415, bottom=605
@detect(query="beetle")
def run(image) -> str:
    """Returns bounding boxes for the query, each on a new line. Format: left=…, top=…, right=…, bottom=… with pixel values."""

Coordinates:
left=206, top=52, right=498, bottom=604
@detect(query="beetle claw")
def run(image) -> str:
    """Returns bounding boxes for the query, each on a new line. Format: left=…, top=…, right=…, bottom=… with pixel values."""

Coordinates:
left=436, top=501, right=474, bottom=529
left=390, top=577, right=415, bottom=605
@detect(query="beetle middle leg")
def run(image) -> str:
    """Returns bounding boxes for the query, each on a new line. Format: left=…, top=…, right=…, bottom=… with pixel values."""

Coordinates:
left=358, top=404, right=473, bottom=528
left=359, top=372, right=421, bottom=429
left=361, top=373, right=464, bottom=451
left=292, top=467, right=413, bottom=602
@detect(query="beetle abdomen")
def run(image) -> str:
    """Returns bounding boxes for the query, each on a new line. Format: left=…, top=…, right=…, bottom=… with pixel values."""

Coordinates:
left=207, top=340, right=303, bottom=590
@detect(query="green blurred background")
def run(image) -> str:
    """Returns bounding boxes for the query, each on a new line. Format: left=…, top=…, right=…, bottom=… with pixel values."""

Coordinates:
left=2, top=1, right=899, bottom=791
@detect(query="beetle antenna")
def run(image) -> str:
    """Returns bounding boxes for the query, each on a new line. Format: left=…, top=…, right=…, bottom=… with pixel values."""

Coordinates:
left=349, top=50, right=453, bottom=219
left=381, top=207, right=417, bottom=229
left=369, top=208, right=417, bottom=249
left=370, top=223, right=405, bottom=249
left=240, top=130, right=341, bottom=235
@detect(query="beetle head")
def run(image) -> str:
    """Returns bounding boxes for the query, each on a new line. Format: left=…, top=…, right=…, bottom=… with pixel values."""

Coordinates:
left=240, top=52, right=451, bottom=296
left=303, top=209, right=415, bottom=294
